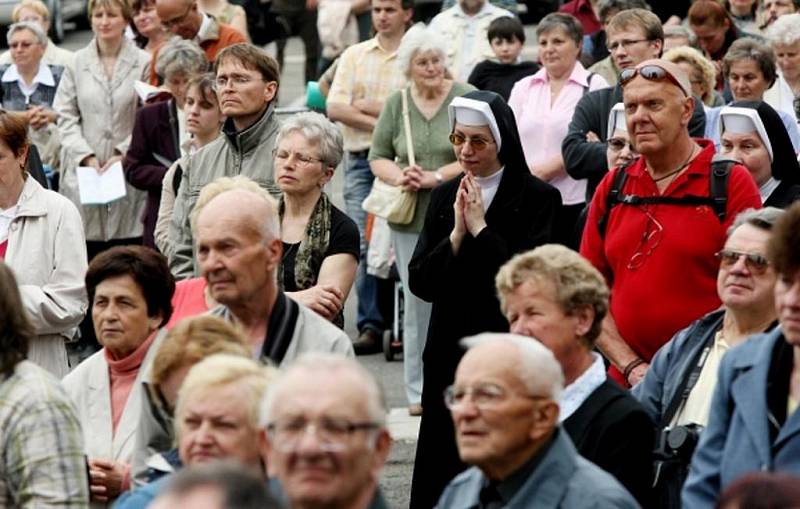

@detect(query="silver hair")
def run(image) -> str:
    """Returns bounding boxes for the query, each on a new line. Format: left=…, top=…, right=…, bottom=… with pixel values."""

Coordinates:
left=766, top=13, right=800, bottom=47
left=6, top=21, right=47, bottom=46
left=155, top=36, right=208, bottom=80
left=259, top=353, right=388, bottom=429
left=537, top=12, right=584, bottom=47
left=460, top=333, right=565, bottom=401
left=275, top=111, right=344, bottom=168
left=727, top=207, right=785, bottom=236
left=664, top=25, right=696, bottom=45
left=396, top=22, right=449, bottom=78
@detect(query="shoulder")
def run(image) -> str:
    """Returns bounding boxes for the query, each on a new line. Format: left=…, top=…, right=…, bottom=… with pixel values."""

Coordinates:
left=1, top=361, right=70, bottom=407
left=294, top=304, right=354, bottom=355
left=330, top=204, right=358, bottom=236
left=723, top=328, right=781, bottom=368
left=452, top=81, right=476, bottom=96
left=436, top=467, right=483, bottom=506
left=219, top=22, right=246, bottom=42
left=339, top=39, right=373, bottom=60
left=115, top=474, right=171, bottom=509
left=568, top=457, right=639, bottom=507
left=62, top=349, right=105, bottom=389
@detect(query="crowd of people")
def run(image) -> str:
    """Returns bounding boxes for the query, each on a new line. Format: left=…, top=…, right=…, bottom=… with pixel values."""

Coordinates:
left=2, top=0, right=800, bottom=507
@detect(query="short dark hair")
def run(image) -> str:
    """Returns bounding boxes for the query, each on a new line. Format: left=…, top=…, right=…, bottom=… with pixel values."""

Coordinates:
left=371, top=0, right=414, bottom=9
left=0, top=262, right=31, bottom=377
left=597, top=0, right=651, bottom=24
left=85, top=246, right=175, bottom=327
left=160, top=462, right=285, bottom=509
left=488, top=16, right=525, bottom=44
left=767, top=201, right=800, bottom=277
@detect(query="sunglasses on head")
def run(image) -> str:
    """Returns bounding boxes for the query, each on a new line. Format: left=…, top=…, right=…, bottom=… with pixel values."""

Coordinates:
left=449, top=132, right=495, bottom=152
left=715, top=249, right=770, bottom=273
left=619, top=65, right=688, bottom=97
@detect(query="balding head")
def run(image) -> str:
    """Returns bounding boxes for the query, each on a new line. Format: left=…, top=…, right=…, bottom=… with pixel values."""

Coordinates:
left=198, top=189, right=277, bottom=244
left=156, top=0, right=202, bottom=39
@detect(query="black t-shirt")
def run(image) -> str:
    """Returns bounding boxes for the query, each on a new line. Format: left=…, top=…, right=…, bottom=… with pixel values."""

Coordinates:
left=467, top=60, right=540, bottom=101
left=281, top=205, right=360, bottom=292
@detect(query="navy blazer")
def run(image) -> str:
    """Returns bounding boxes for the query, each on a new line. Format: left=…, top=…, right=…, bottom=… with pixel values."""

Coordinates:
left=682, top=327, right=800, bottom=508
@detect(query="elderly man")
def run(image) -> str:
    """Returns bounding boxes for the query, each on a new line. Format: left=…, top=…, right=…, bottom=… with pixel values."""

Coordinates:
left=154, top=0, right=244, bottom=62
left=634, top=208, right=782, bottom=508
left=580, top=59, right=761, bottom=389
left=436, top=333, right=639, bottom=508
left=762, top=0, right=799, bottom=30
left=260, top=354, right=392, bottom=509
left=562, top=8, right=707, bottom=203
left=326, top=0, right=412, bottom=352
left=496, top=244, right=654, bottom=505
left=429, top=0, right=514, bottom=82
left=193, top=178, right=354, bottom=360
left=169, top=44, right=280, bottom=279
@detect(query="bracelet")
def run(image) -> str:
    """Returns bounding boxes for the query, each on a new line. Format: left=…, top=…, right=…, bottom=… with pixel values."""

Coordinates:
left=623, top=358, right=645, bottom=382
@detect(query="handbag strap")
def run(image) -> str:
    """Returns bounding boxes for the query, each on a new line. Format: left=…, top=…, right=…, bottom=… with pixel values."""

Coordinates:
left=401, top=87, right=415, bottom=167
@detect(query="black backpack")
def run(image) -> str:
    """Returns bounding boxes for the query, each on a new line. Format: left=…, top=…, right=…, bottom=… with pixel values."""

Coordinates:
left=597, top=156, right=735, bottom=238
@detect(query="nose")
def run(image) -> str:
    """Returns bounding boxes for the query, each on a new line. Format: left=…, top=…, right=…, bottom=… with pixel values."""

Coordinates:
left=729, top=253, right=751, bottom=274
left=294, top=424, right=326, bottom=454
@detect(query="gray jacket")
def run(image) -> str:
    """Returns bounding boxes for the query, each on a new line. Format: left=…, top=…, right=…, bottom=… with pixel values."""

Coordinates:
left=435, top=429, right=640, bottom=509
left=168, top=103, right=280, bottom=279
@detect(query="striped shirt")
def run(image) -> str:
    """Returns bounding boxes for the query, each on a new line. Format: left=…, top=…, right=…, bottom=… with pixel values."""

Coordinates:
left=327, top=37, right=406, bottom=152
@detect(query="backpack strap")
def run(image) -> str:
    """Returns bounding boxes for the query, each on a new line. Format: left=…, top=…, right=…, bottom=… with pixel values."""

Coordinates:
left=597, top=163, right=630, bottom=238
left=709, top=156, right=734, bottom=223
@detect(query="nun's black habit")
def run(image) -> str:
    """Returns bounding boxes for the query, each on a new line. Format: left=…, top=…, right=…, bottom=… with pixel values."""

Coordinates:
left=407, top=91, right=562, bottom=508
left=728, top=100, right=800, bottom=208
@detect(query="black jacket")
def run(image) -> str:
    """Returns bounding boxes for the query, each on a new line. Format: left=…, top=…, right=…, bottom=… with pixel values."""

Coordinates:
left=765, top=181, right=800, bottom=209
left=562, top=84, right=707, bottom=202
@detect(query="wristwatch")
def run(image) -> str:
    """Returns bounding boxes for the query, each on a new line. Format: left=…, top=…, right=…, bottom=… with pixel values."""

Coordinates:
left=435, top=170, right=444, bottom=184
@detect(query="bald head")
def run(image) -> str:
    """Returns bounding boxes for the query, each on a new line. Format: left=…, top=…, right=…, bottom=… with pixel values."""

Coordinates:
left=197, top=189, right=276, bottom=243
left=156, top=0, right=201, bottom=39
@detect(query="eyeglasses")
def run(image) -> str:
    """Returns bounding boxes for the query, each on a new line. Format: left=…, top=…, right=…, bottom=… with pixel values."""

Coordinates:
left=606, top=38, right=650, bottom=52
left=449, top=133, right=495, bottom=152
left=10, top=41, right=35, bottom=50
left=161, top=3, right=192, bottom=28
left=215, top=74, right=264, bottom=89
left=272, top=149, right=324, bottom=167
left=627, top=207, right=664, bottom=270
left=444, top=383, right=543, bottom=411
left=266, top=416, right=380, bottom=452
left=607, top=137, right=637, bottom=153
left=716, top=249, right=771, bottom=274
left=620, top=65, right=689, bottom=97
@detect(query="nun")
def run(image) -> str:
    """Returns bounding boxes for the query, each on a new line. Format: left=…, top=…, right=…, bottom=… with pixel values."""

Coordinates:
left=407, top=90, right=562, bottom=508
left=606, top=103, right=639, bottom=172
left=719, top=101, right=800, bottom=208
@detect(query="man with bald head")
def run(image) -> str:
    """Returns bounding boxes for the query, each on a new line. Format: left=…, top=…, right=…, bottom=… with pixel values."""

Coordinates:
left=155, top=0, right=244, bottom=62
left=580, top=59, right=761, bottom=388
left=192, top=176, right=353, bottom=363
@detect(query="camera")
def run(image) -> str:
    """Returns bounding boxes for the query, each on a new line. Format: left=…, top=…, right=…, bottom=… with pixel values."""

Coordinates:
left=655, top=423, right=704, bottom=462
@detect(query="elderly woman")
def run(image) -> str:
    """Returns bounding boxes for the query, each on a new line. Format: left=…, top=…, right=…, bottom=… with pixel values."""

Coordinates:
left=116, top=354, right=275, bottom=508
left=0, top=22, right=64, bottom=172
left=369, top=23, right=473, bottom=415
left=509, top=12, right=608, bottom=246
left=706, top=38, right=800, bottom=150
left=720, top=101, right=800, bottom=208
left=131, top=0, right=167, bottom=54
left=633, top=207, right=782, bottom=507
left=407, top=90, right=561, bottom=508
left=605, top=103, right=638, bottom=170
left=765, top=13, right=800, bottom=116
left=0, top=0, right=74, bottom=66
left=0, top=110, right=86, bottom=377
left=276, top=111, right=359, bottom=328
left=124, top=37, right=207, bottom=248
left=62, top=245, right=175, bottom=506
left=54, top=0, right=150, bottom=260
left=682, top=204, right=800, bottom=507
left=664, top=46, right=724, bottom=108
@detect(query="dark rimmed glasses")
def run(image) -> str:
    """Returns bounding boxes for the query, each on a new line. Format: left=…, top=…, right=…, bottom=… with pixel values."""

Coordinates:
left=266, top=416, right=381, bottom=452
left=620, top=65, right=688, bottom=97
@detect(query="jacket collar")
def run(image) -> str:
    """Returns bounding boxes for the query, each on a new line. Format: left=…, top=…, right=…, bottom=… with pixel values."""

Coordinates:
left=222, top=101, right=277, bottom=155
left=82, top=37, right=141, bottom=90
left=15, top=176, right=47, bottom=218
left=504, top=428, right=577, bottom=508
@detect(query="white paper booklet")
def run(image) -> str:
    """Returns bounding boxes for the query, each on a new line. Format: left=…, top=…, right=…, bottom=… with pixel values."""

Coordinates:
left=76, top=162, right=127, bottom=205
left=134, top=80, right=164, bottom=103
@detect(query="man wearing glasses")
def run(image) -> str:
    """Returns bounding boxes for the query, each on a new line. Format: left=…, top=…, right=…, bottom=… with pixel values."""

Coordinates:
left=436, top=333, right=638, bottom=508
left=562, top=8, right=707, bottom=204
left=155, top=0, right=245, bottom=62
left=580, top=59, right=761, bottom=390
left=261, top=354, right=392, bottom=509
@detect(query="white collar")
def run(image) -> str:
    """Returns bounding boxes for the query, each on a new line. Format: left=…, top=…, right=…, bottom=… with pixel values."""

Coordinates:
left=760, top=176, right=780, bottom=202
left=1, top=63, right=54, bottom=87
left=559, top=352, right=607, bottom=422
left=473, top=166, right=504, bottom=186
left=196, top=12, right=212, bottom=42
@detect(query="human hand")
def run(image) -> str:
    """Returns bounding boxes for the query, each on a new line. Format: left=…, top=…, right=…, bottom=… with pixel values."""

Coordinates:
left=626, top=362, right=650, bottom=387
left=449, top=177, right=468, bottom=253
left=399, top=164, right=424, bottom=191
left=99, top=155, right=122, bottom=174
left=81, top=155, right=100, bottom=171
left=88, top=458, right=127, bottom=502
left=585, top=131, right=600, bottom=143
left=27, top=106, right=54, bottom=130
left=288, top=284, right=344, bottom=320
left=462, top=173, right=487, bottom=236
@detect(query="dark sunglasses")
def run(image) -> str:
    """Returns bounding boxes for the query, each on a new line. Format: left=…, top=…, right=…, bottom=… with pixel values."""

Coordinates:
left=620, top=65, right=688, bottom=97
left=449, top=133, right=495, bottom=152
left=715, top=249, right=770, bottom=273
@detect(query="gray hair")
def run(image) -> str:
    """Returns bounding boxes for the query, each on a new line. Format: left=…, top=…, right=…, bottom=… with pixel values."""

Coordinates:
left=6, top=21, right=47, bottom=46
left=722, top=38, right=778, bottom=88
left=664, top=25, right=697, bottom=45
left=460, top=333, right=565, bottom=401
left=275, top=111, right=344, bottom=168
left=155, top=36, right=208, bottom=80
left=537, top=12, right=584, bottom=47
left=397, top=23, right=448, bottom=78
left=259, top=353, right=387, bottom=429
left=597, top=0, right=652, bottom=24
left=766, top=13, right=800, bottom=47
left=728, top=207, right=785, bottom=236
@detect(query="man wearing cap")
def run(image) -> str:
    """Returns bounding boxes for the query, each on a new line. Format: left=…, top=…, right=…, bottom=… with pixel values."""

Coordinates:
left=408, top=90, right=561, bottom=508
left=580, top=59, right=761, bottom=388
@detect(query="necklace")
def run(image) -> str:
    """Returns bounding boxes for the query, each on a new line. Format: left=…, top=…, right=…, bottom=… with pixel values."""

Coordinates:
left=651, top=146, right=697, bottom=183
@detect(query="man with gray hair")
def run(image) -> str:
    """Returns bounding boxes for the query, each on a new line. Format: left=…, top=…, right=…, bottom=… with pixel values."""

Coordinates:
left=193, top=178, right=353, bottom=364
left=260, top=353, right=392, bottom=509
left=436, top=333, right=638, bottom=508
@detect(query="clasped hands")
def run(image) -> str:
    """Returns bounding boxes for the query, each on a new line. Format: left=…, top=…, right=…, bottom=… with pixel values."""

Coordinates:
left=450, top=172, right=487, bottom=250
left=393, top=164, right=437, bottom=192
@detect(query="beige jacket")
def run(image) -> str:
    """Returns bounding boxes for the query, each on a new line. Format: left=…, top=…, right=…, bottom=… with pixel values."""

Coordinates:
left=54, top=37, right=150, bottom=241
left=6, top=177, right=87, bottom=378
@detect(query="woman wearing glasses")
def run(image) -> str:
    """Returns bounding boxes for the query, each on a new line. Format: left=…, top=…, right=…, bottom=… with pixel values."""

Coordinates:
left=369, top=24, right=473, bottom=417
left=407, top=90, right=561, bottom=509
left=275, top=112, right=359, bottom=328
left=605, top=103, right=639, bottom=171
left=508, top=12, right=608, bottom=247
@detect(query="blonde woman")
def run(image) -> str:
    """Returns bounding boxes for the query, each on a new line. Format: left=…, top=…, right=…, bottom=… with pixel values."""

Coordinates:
left=664, top=45, right=723, bottom=108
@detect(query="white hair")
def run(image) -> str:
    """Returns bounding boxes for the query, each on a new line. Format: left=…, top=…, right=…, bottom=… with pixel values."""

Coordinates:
left=767, top=13, right=800, bottom=47
left=460, top=333, right=565, bottom=401
left=6, top=21, right=46, bottom=46
left=275, top=111, right=344, bottom=168
left=396, top=23, right=449, bottom=78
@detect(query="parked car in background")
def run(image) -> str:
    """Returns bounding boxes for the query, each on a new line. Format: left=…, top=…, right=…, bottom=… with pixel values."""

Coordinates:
left=0, top=0, right=87, bottom=42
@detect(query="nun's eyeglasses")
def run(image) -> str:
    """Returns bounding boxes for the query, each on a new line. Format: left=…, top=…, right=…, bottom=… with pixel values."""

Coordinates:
left=449, top=133, right=495, bottom=151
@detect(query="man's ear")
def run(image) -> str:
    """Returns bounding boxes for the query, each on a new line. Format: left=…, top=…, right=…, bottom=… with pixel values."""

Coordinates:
left=529, top=400, right=560, bottom=442
left=370, top=429, right=393, bottom=481
left=681, top=95, right=695, bottom=127
left=264, top=81, right=278, bottom=104
left=265, top=237, right=283, bottom=273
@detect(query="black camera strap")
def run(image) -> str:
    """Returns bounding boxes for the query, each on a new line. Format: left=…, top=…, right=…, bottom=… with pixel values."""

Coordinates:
left=659, top=332, right=718, bottom=429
